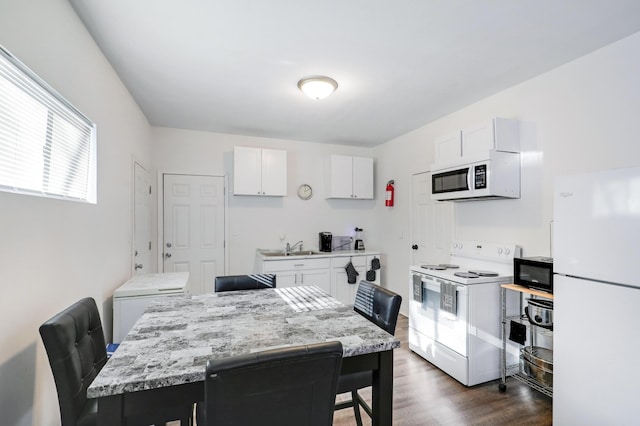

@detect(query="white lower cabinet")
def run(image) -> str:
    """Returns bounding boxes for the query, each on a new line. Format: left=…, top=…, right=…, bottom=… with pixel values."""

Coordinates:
left=260, top=252, right=380, bottom=306
left=261, top=258, right=332, bottom=294
left=331, top=255, right=381, bottom=305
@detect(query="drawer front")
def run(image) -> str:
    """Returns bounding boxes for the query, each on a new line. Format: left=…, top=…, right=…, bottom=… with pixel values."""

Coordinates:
left=330, top=255, right=367, bottom=269
left=263, top=257, right=331, bottom=272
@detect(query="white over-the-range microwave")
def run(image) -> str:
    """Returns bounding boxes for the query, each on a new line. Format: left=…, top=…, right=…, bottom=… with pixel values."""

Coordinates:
left=431, top=150, right=521, bottom=201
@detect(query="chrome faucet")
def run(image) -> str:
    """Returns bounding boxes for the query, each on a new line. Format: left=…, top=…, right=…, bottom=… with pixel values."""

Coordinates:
left=286, top=240, right=304, bottom=254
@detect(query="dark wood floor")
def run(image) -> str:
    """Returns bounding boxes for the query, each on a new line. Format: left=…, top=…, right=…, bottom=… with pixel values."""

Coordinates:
left=333, top=314, right=552, bottom=426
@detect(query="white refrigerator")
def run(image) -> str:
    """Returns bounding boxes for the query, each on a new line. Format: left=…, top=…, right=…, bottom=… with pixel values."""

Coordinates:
left=553, top=166, right=640, bottom=425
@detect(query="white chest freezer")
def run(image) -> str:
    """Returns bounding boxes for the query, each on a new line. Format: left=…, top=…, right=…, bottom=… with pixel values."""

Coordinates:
left=112, top=272, right=189, bottom=343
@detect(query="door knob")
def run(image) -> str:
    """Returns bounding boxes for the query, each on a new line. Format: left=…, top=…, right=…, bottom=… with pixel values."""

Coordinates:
left=166, top=242, right=172, bottom=248
left=135, top=263, right=143, bottom=270
left=164, top=253, right=172, bottom=258
left=411, top=244, right=418, bottom=250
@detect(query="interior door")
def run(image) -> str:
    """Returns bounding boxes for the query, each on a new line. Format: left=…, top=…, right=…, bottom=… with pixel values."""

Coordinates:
left=411, top=172, right=455, bottom=266
left=163, top=174, right=225, bottom=294
left=133, top=162, right=151, bottom=275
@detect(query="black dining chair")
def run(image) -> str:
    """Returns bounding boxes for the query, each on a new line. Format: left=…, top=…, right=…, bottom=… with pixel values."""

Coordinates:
left=214, top=274, right=276, bottom=292
left=334, top=280, right=402, bottom=426
left=202, top=341, right=343, bottom=426
left=39, top=297, right=193, bottom=426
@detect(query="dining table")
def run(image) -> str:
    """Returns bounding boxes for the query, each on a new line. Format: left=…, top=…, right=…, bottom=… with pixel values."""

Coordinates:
left=88, top=285, right=401, bottom=425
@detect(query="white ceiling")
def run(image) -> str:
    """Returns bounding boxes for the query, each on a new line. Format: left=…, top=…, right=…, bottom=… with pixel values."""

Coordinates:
left=69, top=0, right=640, bottom=147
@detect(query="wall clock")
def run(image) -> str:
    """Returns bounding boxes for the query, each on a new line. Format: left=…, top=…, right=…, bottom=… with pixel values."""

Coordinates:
left=297, top=184, right=313, bottom=200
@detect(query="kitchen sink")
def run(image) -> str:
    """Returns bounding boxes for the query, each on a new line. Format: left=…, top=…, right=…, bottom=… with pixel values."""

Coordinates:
left=259, top=250, right=320, bottom=257
left=286, top=250, right=320, bottom=256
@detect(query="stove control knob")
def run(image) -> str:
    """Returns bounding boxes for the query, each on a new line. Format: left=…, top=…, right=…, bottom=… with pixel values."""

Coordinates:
left=505, top=248, right=511, bottom=255
left=497, top=248, right=503, bottom=254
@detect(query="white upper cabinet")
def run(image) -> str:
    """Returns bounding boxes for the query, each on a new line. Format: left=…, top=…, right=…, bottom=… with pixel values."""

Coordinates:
left=434, top=131, right=462, bottom=164
left=325, top=155, right=374, bottom=199
left=233, top=146, right=287, bottom=196
left=461, top=117, right=520, bottom=156
left=434, top=118, right=520, bottom=164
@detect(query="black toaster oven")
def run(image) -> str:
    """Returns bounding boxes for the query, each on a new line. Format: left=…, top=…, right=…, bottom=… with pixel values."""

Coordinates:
left=513, top=256, right=553, bottom=293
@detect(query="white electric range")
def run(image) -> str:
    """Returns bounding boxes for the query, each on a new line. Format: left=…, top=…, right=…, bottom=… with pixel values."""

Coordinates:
left=409, top=240, right=521, bottom=386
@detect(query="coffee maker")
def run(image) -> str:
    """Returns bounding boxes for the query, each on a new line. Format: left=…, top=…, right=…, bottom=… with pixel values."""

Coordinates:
left=319, top=232, right=332, bottom=252
left=354, top=227, right=365, bottom=251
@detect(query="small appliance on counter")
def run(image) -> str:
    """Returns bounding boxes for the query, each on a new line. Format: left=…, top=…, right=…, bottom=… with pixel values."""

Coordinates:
left=513, top=256, right=553, bottom=293
left=319, top=232, right=332, bottom=252
left=354, top=227, right=365, bottom=251
left=331, top=235, right=353, bottom=251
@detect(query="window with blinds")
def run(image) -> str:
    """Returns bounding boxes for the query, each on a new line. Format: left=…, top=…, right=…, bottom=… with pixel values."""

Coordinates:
left=0, top=46, right=96, bottom=203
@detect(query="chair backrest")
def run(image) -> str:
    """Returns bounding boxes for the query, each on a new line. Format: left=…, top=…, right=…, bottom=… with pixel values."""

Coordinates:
left=353, top=280, right=402, bottom=335
left=39, top=297, right=107, bottom=426
left=204, top=341, right=343, bottom=426
left=214, top=274, right=276, bottom=292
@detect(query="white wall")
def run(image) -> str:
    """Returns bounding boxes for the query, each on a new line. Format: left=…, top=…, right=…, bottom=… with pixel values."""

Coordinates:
left=152, top=128, right=379, bottom=274
left=0, top=1, right=152, bottom=425
left=374, top=31, right=640, bottom=312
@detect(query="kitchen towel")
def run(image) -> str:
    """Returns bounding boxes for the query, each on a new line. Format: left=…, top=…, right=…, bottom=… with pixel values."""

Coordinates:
left=412, top=274, right=423, bottom=302
left=345, top=261, right=359, bottom=284
left=440, top=281, right=457, bottom=316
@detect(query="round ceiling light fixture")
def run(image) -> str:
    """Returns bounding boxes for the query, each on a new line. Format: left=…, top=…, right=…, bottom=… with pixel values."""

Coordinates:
left=297, top=76, right=338, bottom=100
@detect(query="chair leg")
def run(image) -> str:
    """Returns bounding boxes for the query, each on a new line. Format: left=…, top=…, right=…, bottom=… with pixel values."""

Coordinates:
left=351, top=391, right=364, bottom=426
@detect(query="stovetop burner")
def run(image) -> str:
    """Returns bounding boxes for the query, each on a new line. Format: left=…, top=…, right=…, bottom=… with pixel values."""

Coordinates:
left=468, top=270, right=499, bottom=277
left=422, top=264, right=462, bottom=271
left=421, top=265, right=446, bottom=270
left=438, top=264, right=460, bottom=269
left=454, top=272, right=480, bottom=278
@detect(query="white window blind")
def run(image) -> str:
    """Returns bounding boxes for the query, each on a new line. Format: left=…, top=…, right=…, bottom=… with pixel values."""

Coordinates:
left=0, top=46, right=96, bottom=203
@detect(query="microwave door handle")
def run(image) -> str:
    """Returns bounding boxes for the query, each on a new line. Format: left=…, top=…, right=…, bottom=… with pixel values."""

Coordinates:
left=467, top=167, right=472, bottom=191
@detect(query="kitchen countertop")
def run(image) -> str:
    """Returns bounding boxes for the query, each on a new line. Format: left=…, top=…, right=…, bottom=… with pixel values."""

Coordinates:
left=113, top=272, right=189, bottom=297
left=257, top=248, right=380, bottom=260
left=88, top=285, right=399, bottom=398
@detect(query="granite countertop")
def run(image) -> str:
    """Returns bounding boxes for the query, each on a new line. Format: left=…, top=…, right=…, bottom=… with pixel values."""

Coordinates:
left=88, top=285, right=399, bottom=398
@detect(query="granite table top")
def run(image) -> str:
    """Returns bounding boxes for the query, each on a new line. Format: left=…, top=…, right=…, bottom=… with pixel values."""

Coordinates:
left=88, top=285, right=400, bottom=398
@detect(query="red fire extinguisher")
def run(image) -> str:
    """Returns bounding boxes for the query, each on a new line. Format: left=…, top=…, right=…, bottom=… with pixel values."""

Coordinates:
left=385, top=180, right=395, bottom=207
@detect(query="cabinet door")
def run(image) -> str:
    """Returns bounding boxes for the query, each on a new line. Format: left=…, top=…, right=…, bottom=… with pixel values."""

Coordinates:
left=434, top=131, right=462, bottom=163
left=331, top=256, right=367, bottom=305
left=333, top=268, right=358, bottom=305
left=274, top=270, right=297, bottom=288
left=261, top=148, right=287, bottom=196
left=462, top=120, right=495, bottom=156
left=300, top=269, right=331, bottom=294
left=352, top=156, right=374, bottom=199
left=233, top=147, right=262, bottom=195
left=327, top=155, right=354, bottom=198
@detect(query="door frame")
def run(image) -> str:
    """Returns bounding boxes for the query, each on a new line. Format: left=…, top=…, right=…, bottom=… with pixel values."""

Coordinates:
left=132, top=157, right=152, bottom=275
left=410, top=170, right=456, bottom=266
left=156, top=170, right=229, bottom=276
